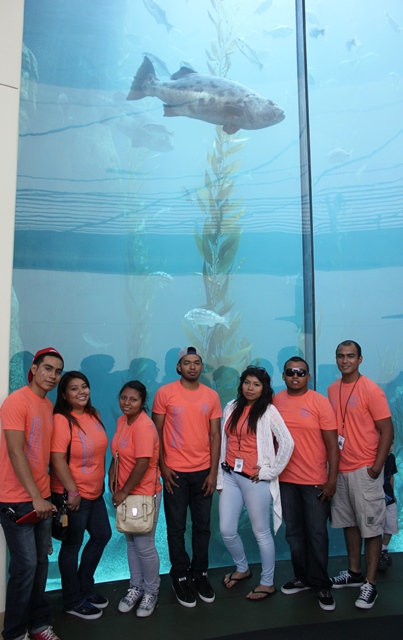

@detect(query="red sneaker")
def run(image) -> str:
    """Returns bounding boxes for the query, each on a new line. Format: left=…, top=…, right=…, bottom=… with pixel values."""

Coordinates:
left=30, top=627, right=61, bottom=640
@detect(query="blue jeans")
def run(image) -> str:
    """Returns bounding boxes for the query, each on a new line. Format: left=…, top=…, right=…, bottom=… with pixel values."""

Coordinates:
left=0, top=500, right=52, bottom=640
left=163, top=468, right=212, bottom=579
left=52, top=493, right=112, bottom=610
left=219, top=471, right=275, bottom=586
left=280, top=482, right=332, bottom=590
left=124, top=491, right=162, bottom=595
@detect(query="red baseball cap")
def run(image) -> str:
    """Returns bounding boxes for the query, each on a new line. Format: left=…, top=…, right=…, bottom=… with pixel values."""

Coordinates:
left=28, top=347, right=64, bottom=382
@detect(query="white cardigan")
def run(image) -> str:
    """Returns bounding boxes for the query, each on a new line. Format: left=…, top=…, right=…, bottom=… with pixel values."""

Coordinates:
left=217, top=400, right=294, bottom=534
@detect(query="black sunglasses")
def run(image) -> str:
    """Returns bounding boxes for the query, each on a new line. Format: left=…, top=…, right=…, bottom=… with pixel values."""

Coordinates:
left=284, top=368, right=308, bottom=377
left=246, top=366, right=267, bottom=375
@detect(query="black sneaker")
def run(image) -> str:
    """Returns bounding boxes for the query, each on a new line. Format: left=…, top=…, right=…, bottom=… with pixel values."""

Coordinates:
left=281, top=579, right=310, bottom=595
left=378, top=550, right=392, bottom=572
left=86, top=594, right=109, bottom=609
left=192, top=573, right=215, bottom=603
left=66, top=601, right=103, bottom=619
left=355, top=581, right=378, bottom=609
left=172, top=577, right=197, bottom=608
left=317, top=589, right=336, bottom=611
left=331, top=569, right=364, bottom=588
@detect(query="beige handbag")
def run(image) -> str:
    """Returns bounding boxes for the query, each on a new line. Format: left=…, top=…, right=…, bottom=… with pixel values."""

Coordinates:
left=113, top=449, right=157, bottom=535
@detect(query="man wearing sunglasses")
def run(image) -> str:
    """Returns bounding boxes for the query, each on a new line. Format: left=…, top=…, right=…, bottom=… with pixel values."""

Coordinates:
left=328, top=340, right=393, bottom=610
left=273, top=356, right=339, bottom=612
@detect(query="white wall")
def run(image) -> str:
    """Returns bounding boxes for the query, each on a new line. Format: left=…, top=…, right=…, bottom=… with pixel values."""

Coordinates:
left=0, top=0, right=25, bottom=622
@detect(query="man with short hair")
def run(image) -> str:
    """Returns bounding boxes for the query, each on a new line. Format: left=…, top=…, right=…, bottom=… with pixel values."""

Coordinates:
left=0, top=347, right=64, bottom=640
left=328, top=340, right=394, bottom=610
left=273, top=356, right=339, bottom=611
left=152, top=347, right=221, bottom=608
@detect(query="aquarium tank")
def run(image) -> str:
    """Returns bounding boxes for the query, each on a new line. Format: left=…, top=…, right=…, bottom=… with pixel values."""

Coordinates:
left=10, top=0, right=403, bottom=590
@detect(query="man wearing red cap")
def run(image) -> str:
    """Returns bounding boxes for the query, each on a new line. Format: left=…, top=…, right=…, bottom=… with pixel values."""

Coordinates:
left=0, top=348, right=64, bottom=640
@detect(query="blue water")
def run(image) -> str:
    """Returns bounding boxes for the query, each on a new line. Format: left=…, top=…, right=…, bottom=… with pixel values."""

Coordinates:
left=10, top=0, right=403, bottom=590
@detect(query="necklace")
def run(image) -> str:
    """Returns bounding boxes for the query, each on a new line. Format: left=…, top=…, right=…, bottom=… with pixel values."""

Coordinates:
left=339, top=374, right=361, bottom=435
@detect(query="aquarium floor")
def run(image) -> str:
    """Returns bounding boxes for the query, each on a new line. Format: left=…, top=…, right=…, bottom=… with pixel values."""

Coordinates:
left=47, top=554, right=403, bottom=640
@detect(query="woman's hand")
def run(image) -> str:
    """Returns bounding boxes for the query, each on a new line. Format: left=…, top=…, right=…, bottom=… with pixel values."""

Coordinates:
left=67, top=494, right=81, bottom=511
left=251, top=465, right=261, bottom=483
left=112, top=490, right=128, bottom=508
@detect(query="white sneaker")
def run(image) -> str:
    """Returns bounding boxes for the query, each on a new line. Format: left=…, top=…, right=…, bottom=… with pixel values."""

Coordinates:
left=136, top=593, right=158, bottom=618
left=118, top=586, right=144, bottom=613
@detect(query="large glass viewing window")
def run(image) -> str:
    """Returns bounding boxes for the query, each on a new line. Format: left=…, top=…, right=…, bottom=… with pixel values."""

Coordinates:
left=10, top=0, right=403, bottom=589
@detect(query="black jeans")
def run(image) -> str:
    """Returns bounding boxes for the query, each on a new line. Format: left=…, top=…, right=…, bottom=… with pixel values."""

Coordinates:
left=163, top=468, right=212, bottom=580
left=280, top=482, right=332, bottom=590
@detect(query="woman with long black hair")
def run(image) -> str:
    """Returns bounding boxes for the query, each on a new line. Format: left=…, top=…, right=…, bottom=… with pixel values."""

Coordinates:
left=217, top=365, right=293, bottom=600
left=51, top=371, right=111, bottom=620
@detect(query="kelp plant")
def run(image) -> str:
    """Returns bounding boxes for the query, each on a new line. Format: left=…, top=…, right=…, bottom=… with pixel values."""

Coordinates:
left=182, top=0, right=251, bottom=384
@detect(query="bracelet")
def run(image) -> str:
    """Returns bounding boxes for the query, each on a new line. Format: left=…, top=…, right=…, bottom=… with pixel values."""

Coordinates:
left=370, top=468, right=380, bottom=477
left=68, top=491, right=80, bottom=497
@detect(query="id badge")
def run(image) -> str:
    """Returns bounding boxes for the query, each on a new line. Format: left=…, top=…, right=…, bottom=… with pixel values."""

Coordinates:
left=338, top=435, right=345, bottom=450
left=234, top=458, right=244, bottom=472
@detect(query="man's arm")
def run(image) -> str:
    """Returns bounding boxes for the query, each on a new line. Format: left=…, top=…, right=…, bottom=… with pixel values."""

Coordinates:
left=320, top=429, right=339, bottom=501
left=202, top=417, right=221, bottom=496
left=367, top=417, right=394, bottom=478
left=152, top=412, right=179, bottom=493
left=4, top=430, right=54, bottom=518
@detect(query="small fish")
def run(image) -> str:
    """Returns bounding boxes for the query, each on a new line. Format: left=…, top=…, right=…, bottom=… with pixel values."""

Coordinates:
left=327, top=147, right=352, bottom=164
left=143, top=0, right=174, bottom=33
left=143, top=52, right=171, bottom=77
left=265, top=25, right=294, bottom=38
left=127, top=56, right=285, bottom=135
left=180, top=60, right=196, bottom=72
left=254, top=0, right=272, bottom=14
left=382, top=314, right=403, bottom=320
left=236, top=38, right=264, bottom=71
left=346, top=37, right=361, bottom=51
left=309, top=25, right=327, bottom=38
left=82, top=334, right=112, bottom=349
left=149, top=271, right=174, bottom=287
left=184, top=308, right=230, bottom=329
left=385, top=12, right=401, bottom=33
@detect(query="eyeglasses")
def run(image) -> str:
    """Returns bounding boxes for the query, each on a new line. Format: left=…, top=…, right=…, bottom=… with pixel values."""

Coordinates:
left=284, top=368, right=308, bottom=377
left=246, top=365, right=267, bottom=373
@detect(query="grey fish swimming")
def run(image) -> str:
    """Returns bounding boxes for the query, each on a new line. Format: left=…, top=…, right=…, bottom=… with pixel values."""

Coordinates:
left=143, top=0, right=174, bottom=33
left=127, top=56, right=285, bottom=135
left=235, top=38, right=264, bottom=71
left=184, top=308, right=230, bottom=329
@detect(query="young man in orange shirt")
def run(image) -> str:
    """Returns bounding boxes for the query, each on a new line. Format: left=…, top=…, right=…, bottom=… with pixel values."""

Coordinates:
left=273, top=356, right=339, bottom=611
left=152, top=347, right=221, bottom=608
left=0, top=347, right=64, bottom=640
left=328, top=340, right=394, bottom=609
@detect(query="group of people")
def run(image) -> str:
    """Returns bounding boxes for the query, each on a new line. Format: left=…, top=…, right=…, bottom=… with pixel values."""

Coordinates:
left=0, top=339, right=395, bottom=640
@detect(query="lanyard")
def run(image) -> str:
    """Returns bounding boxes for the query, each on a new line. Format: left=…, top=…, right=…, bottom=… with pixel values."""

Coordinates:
left=339, top=374, right=361, bottom=436
left=236, top=415, right=249, bottom=453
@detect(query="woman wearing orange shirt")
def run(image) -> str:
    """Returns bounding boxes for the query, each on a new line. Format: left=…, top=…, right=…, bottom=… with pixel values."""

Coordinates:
left=109, top=381, right=162, bottom=618
left=217, top=366, right=294, bottom=600
left=51, top=371, right=111, bottom=620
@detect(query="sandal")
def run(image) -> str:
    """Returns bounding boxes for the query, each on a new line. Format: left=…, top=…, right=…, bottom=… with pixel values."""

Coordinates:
left=246, top=587, right=277, bottom=601
left=223, top=570, right=253, bottom=589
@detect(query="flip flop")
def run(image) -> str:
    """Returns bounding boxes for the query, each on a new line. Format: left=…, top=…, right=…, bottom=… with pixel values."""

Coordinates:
left=246, top=587, right=277, bottom=601
left=223, top=570, right=253, bottom=589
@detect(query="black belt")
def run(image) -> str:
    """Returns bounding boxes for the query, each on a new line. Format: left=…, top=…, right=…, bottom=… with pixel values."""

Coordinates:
left=222, top=461, right=251, bottom=480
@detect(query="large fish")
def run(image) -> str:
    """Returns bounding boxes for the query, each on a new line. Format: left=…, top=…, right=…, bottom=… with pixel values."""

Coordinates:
left=127, top=56, right=285, bottom=135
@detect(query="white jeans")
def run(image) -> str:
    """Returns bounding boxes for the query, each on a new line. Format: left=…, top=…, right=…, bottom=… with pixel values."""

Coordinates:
left=124, top=491, right=162, bottom=595
left=219, top=471, right=275, bottom=586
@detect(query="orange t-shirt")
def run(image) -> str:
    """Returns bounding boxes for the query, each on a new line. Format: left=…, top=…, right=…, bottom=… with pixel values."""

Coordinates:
left=0, top=386, right=54, bottom=502
left=51, top=412, right=108, bottom=500
left=274, top=389, right=337, bottom=485
left=328, top=375, right=391, bottom=473
left=225, top=406, right=258, bottom=477
left=111, top=412, right=162, bottom=496
left=152, top=380, right=222, bottom=472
